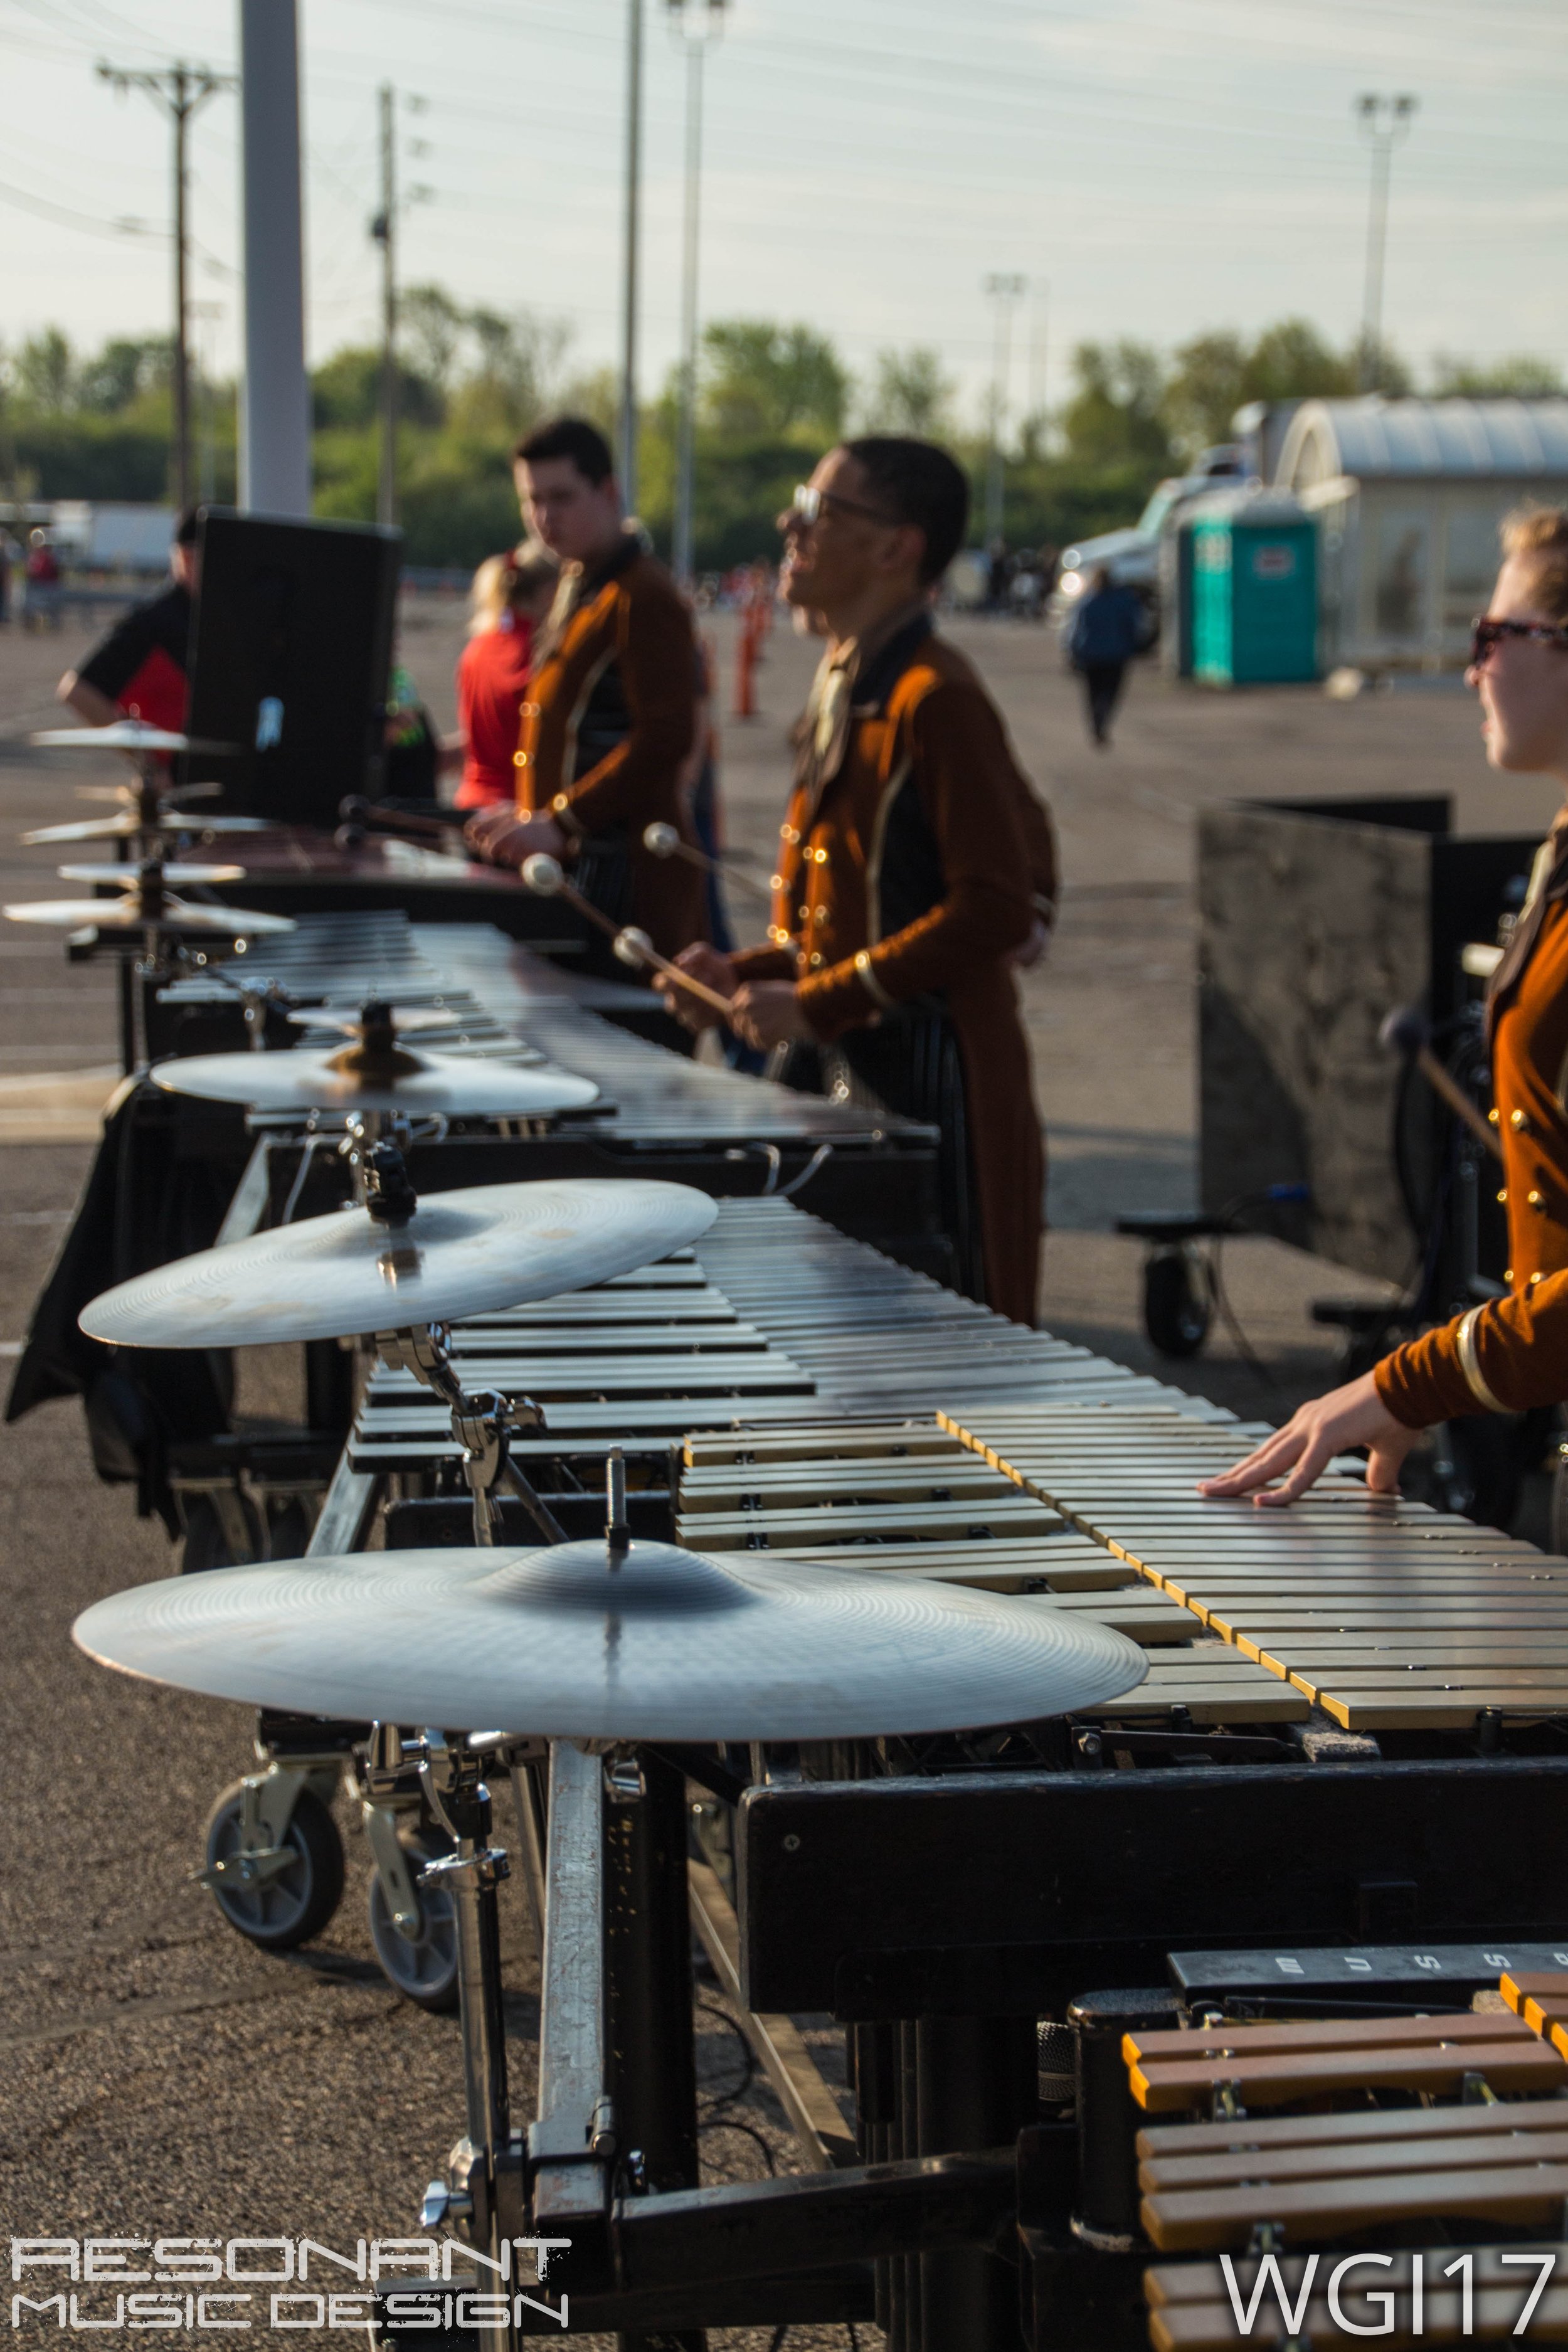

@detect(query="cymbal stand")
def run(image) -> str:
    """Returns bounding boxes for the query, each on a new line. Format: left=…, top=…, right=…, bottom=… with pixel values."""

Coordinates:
left=413, top=1730, right=526, bottom=2352
left=374, top=1322, right=560, bottom=1547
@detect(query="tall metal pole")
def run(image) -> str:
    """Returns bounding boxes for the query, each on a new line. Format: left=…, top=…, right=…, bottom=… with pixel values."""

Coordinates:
left=668, top=0, right=726, bottom=586
left=238, top=0, right=310, bottom=516
left=374, top=82, right=398, bottom=528
left=982, top=272, right=1025, bottom=546
left=1354, top=93, right=1417, bottom=393
left=619, top=0, right=644, bottom=513
left=98, top=57, right=234, bottom=512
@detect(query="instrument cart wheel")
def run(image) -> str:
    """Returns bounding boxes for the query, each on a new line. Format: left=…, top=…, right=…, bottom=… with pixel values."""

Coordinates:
left=367, top=1836, right=460, bottom=2012
left=202, top=1781, right=346, bottom=1949
left=1142, top=1244, right=1211, bottom=1359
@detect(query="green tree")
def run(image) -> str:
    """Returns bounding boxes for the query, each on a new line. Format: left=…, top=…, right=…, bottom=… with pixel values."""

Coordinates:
left=401, top=284, right=466, bottom=395
left=1430, top=352, right=1565, bottom=397
left=312, top=346, right=443, bottom=432
left=701, top=320, right=849, bottom=444
left=77, top=337, right=171, bottom=415
left=862, top=346, right=955, bottom=438
left=1059, top=341, right=1173, bottom=472
left=15, top=328, right=77, bottom=415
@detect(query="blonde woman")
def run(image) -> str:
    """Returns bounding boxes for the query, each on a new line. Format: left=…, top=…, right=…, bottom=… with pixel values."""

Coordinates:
left=1202, top=507, right=1568, bottom=1507
left=450, top=541, right=558, bottom=810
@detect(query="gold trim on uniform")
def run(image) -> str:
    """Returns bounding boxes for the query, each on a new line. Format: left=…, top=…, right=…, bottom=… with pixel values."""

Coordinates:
left=1456, top=1305, right=1508, bottom=1414
left=852, top=948, right=898, bottom=1012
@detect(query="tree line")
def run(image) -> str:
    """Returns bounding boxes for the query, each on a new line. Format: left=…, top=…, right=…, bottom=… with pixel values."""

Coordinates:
left=1, top=297, right=1560, bottom=572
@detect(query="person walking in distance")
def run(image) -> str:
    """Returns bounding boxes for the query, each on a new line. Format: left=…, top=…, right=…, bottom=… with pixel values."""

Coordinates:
left=1065, top=564, right=1147, bottom=746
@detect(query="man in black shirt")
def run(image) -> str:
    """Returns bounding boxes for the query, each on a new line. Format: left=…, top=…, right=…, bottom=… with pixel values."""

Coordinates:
left=58, top=507, right=199, bottom=734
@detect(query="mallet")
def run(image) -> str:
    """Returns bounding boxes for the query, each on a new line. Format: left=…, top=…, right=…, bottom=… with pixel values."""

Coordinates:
left=1379, top=1007, right=1503, bottom=1164
left=642, top=820, right=776, bottom=913
left=336, top=796, right=468, bottom=850
left=521, top=855, right=736, bottom=1018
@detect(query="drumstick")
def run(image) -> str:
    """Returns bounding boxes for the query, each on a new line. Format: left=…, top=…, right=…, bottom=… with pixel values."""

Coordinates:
left=642, top=821, right=776, bottom=911
left=521, top=855, right=736, bottom=1017
left=337, top=796, right=467, bottom=844
left=1379, top=1007, right=1503, bottom=1163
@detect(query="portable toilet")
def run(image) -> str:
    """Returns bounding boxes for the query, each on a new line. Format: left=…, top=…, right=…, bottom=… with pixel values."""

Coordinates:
left=1190, top=490, right=1318, bottom=685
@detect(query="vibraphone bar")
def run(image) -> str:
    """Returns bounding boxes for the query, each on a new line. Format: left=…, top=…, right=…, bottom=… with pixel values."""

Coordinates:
left=940, top=1403, right=1568, bottom=1730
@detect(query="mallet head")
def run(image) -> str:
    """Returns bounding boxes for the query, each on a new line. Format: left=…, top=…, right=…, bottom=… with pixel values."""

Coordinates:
left=644, top=822, right=681, bottom=859
left=1379, top=1005, right=1429, bottom=1059
left=522, top=854, right=565, bottom=897
left=614, top=926, right=655, bottom=971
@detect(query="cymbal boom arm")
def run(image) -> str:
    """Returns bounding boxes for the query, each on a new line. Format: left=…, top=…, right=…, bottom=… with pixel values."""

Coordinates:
left=375, top=1322, right=558, bottom=1547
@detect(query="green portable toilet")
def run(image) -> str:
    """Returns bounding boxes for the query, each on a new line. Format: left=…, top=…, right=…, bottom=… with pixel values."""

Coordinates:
left=1190, top=491, right=1318, bottom=685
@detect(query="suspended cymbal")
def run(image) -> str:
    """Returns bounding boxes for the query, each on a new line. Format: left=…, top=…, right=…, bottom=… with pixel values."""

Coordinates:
left=58, top=861, right=246, bottom=887
left=23, top=813, right=271, bottom=846
left=149, top=1046, right=600, bottom=1120
left=4, top=895, right=297, bottom=936
left=72, top=1535, right=1147, bottom=1739
left=80, top=1177, right=718, bottom=1348
left=33, top=724, right=240, bottom=756
left=285, top=1004, right=459, bottom=1036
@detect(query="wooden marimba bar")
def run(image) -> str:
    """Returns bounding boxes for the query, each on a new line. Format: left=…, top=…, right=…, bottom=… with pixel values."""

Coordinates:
left=940, top=1402, right=1568, bottom=1732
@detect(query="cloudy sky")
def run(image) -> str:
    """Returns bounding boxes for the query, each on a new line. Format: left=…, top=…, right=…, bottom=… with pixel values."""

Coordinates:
left=1, top=0, right=1563, bottom=420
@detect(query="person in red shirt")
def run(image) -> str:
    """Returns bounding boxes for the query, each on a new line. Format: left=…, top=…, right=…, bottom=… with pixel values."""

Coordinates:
left=58, top=507, right=198, bottom=731
left=450, top=543, right=559, bottom=810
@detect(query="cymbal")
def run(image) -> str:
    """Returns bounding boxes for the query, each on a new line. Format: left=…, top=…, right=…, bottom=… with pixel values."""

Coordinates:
left=149, top=1047, right=600, bottom=1120
left=80, top=1177, right=718, bottom=1348
left=286, top=1005, right=458, bottom=1036
left=23, top=814, right=271, bottom=846
left=3, top=896, right=297, bottom=936
left=33, top=724, right=240, bottom=756
left=72, top=1536, right=1147, bottom=1739
left=57, top=862, right=246, bottom=887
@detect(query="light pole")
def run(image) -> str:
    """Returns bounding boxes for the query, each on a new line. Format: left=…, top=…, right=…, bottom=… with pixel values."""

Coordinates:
left=98, top=58, right=236, bottom=510
left=667, top=0, right=726, bottom=587
left=238, top=0, right=310, bottom=516
left=370, top=88, right=432, bottom=529
left=620, top=0, right=645, bottom=513
left=982, top=272, right=1025, bottom=546
left=1354, top=93, right=1417, bottom=393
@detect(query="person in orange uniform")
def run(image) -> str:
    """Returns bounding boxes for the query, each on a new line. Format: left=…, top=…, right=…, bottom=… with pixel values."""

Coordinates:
left=1200, top=506, right=1568, bottom=1507
left=665, top=436, right=1048, bottom=1325
left=465, top=416, right=703, bottom=960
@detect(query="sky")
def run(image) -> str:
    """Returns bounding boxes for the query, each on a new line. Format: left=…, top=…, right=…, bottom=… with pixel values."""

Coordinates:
left=0, top=0, right=1564, bottom=427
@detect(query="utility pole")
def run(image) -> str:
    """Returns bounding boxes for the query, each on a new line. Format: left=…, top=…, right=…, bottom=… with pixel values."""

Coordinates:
left=373, top=82, right=398, bottom=528
left=620, top=0, right=644, bottom=513
left=98, top=58, right=235, bottom=511
left=667, top=0, right=726, bottom=586
left=1354, top=93, right=1417, bottom=393
left=1028, top=279, right=1050, bottom=432
left=238, top=0, right=310, bottom=516
left=982, top=273, right=1026, bottom=546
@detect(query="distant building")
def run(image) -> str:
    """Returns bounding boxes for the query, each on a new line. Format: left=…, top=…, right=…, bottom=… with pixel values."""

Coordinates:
left=1275, top=397, right=1568, bottom=670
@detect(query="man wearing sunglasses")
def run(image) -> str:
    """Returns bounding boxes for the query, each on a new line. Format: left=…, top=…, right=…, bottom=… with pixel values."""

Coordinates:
left=1200, top=504, right=1568, bottom=1508
left=664, top=436, right=1052, bottom=1326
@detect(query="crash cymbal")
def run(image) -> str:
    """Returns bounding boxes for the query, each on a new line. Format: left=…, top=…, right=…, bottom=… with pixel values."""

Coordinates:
left=3, top=896, right=297, bottom=936
left=33, top=724, right=240, bottom=756
left=58, top=862, right=246, bottom=887
left=80, top=1177, right=717, bottom=1348
left=285, top=1004, right=458, bottom=1036
left=72, top=1536, right=1147, bottom=1739
left=149, top=1046, right=600, bottom=1120
left=23, top=814, right=270, bottom=846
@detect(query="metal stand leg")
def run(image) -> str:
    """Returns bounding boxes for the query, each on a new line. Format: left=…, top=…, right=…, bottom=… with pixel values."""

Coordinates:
left=916, top=2016, right=1035, bottom=2351
left=418, top=1734, right=516, bottom=2352
left=605, top=1747, right=705, bottom=2352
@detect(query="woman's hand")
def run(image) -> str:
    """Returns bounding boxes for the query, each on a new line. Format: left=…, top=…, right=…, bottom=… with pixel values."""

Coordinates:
left=1195, top=1370, right=1421, bottom=1508
left=729, top=981, right=813, bottom=1051
left=464, top=808, right=564, bottom=867
left=659, top=942, right=738, bottom=1033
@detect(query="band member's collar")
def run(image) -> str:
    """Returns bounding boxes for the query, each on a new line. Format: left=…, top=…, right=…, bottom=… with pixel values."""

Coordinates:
left=832, top=601, right=935, bottom=714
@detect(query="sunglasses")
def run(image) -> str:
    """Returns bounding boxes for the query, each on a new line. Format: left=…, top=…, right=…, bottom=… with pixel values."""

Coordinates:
left=1470, top=614, right=1568, bottom=665
left=788, top=484, right=899, bottom=529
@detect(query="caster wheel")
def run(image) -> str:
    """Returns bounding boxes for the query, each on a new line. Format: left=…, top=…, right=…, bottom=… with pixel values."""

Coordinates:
left=368, top=1837, right=460, bottom=2011
left=1142, top=1246, right=1210, bottom=1359
left=203, top=1781, right=345, bottom=1949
